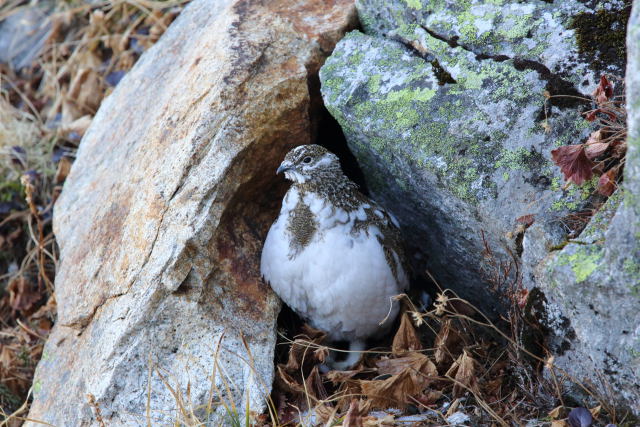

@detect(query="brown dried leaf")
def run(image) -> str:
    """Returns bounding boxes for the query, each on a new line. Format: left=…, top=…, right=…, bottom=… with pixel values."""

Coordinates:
left=483, top=377, right=503, bottom=401
left=551, top=420, right=567, bottom=427
left=446, top=349, right=479, bottom=397
left=7, top=276, right=41, bottom=314
left=276, top=365, right=305, bottom=396
left=586, top=129, right=603, bottom=144
left=61, top=99, right=83, bottom=125
left=359, top=369, right=422, bottom=409
left=376, top=353, right=437, bottom=392
left=54, top=156, right=72, bottom=184
left=60, top=114, right=93, bottom=139
left=282, top=325, right=326, bottom=372
left=67, top=67, right=104, bottom=113
left=391, top=313, right=421, bottom=356
left=551, top=144, right=595, bottom=185
left=592, top=75, right=613, bottom=105
left=516, top=214, right=535, bottom=227
left=549, top=405, right=564, bottom=419
left=411, top=389, right=443, bottom=407
left=326, top=369, right=360, bottom=385
left=332, top=375, right=364, bottom=413
left=304, top=365, right=328, bottom=401
left=584, top=130, right=610, bottom=160
left=343, top=400, right=364, bottom=427
left=0, top=346, right=14, bottom=370
left=315, top=404, right=338, bottom=425
left=611, top=139, right=627, bottom=158
left=585, top=142, right=610, bottom=159
left=598, top=169, right=617, bottom=196
left=434, top=318, right=463, bottom=366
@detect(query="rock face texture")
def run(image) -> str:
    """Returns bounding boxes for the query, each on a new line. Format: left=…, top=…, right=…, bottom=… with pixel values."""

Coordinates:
left=320, top=0, right=638, bottom=413
left=27, top=0, right=356, bottom=425
left=321, top=0, right=629, bottom=315
left=535, top=1, right=639, bottom=414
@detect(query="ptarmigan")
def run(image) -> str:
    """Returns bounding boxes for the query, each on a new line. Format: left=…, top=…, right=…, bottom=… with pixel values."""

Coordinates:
left=261, top=144, right=409, bottom=368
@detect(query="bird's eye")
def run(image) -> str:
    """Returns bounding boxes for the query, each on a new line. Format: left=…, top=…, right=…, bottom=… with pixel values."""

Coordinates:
left=302, top=156, right=312, bottom=164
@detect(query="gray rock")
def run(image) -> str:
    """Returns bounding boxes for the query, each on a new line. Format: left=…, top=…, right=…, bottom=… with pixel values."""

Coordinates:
left=358, top=0, right=627, bottom=84
left=320, top=0, right=638, bottom=413
left=534, top=0, right=640, bottom=415
left=319, top=0, right=618, bottom=312
left=25, top=0, right=357, bottom=425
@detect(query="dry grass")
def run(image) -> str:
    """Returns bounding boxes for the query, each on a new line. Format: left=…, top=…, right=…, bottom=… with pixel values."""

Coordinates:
left=0, top=0, right=189, bottom=421
left=0, top=3, right=632, bottom=426
left=140, top=333, right=278, bottom=427
left=260, top=232, right=631, bottom=427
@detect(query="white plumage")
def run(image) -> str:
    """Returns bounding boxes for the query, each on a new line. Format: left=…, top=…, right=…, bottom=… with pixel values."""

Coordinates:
left=260, top=145, right=408, bottom=368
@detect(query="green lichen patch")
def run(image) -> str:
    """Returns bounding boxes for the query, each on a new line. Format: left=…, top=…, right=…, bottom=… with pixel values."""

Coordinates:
left=403, top=0, right=422, bottom=10
left=623, top=258, right=640, bottom=296
left=557, top=246, right=603, bottom=283
left=495, top=147, right=535, bottom=170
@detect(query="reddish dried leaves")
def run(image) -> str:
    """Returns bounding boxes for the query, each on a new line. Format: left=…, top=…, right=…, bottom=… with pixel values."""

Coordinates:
left=551, top=145, right=594, bottom=186
left=551, top=74, right=626, bottom=199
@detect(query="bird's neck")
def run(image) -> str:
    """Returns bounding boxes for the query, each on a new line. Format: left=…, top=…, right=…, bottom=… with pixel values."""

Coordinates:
left=294, top=174, right=362, bottom=211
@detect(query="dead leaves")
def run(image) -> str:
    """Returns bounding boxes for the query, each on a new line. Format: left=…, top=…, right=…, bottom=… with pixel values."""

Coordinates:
left=434, top=317, right=465, bottom=366
left=0, top=294, right=53, bottom=413
left=358, top=370, right=416, bottom=410
left=274, top=326, right=331, bottom=423
left=592, top=75, right=614, bottom=105
left=0, top=0, right=187, bottom=416
left=391, top=313, right=422, bottom=355
left=343, top=400, right=365, bottom=427
left=551, top=144, right=594, bottom=186
left=274, top=303, right=502, bottom=426
left=597, top=168, right=618, bottom=196
left=445, top=350, right=480, bottom=397
left=7, top=276, right=43, bottom=315
left=359, top=354, right=437, bottom=410
left=551, top=74, right=626, bottom=200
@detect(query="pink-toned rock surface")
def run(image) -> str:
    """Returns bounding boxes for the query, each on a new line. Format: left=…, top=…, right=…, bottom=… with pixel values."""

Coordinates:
left=27, top=0, right=356, bottom=424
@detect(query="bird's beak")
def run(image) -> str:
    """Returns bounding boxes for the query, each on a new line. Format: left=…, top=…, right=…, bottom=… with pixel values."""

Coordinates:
left=276, top=162, right=293, bottom=175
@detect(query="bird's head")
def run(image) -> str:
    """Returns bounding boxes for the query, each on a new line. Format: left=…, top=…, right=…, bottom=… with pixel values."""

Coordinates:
left=277, top=145, right=343, bottom=184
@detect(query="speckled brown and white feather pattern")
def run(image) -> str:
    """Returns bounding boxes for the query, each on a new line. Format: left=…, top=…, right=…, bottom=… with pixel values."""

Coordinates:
left=261, top=145, right=409, bottom=357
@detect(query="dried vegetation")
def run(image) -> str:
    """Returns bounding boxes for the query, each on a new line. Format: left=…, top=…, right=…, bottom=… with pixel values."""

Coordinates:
left=0, top=0, right=188, bottom=422
left=0, top=1, right=633, bottom=426
left=261, top=252, right=630, bottom=426
left=550, top=75, right=627, bottom=195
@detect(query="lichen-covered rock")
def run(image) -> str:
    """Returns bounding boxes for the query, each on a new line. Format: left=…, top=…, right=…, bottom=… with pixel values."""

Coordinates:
left=533, top=0, right=640, bottom=414
left=319, top=0, right=629, bottom=313
left=320, top=0, right=638, bottom=414
left=26, top=0, right=356, bottom=425
left=358, top=0, right=629, bottom=85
